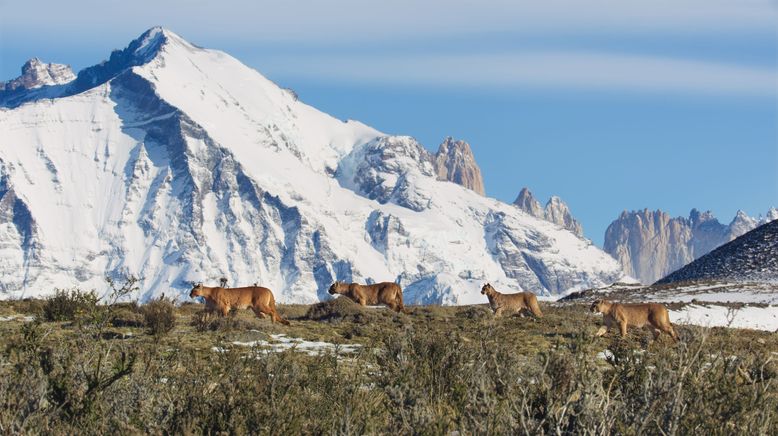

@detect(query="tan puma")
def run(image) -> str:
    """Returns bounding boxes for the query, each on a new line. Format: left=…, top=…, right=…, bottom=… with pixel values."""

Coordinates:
left=590, top=299, right=677, bottom=341
left=481, top=283, right=543, bottom=318
left=328, top=281, right=405, bottom=313
left=190, top=283, right=290, bottom=325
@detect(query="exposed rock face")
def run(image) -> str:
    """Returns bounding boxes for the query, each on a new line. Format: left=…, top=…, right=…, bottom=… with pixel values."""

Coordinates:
left=656, top=219, right=778, bottom=284
left=1, top=28, right=165, bottom=108
left=0, top=172, right=41, bottom=292
left=513, top=188, right=544, bottom=219
left=0, top=58, right=75, bottom=92
left=512, top=188, right=584, bottom=237
left=604, top=208, right=776, bottom=284
left=727, top=210, right=758, bottom=239
left=339, top=136, right=436, bottom=212
left=544, top=196, right=584, bottom=237
left=433, top=137, right=485, bottom=195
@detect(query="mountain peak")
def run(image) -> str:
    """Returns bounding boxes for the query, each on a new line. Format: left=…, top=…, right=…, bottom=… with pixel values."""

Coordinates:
left=433, top=137, right=485, bottom=195
left=512, top=188, right=583, bottom=237
left=130, top=27, right=193, bottom=59
left=727, top=209, right=757, bottom=238
left=68, top=27, right=194, bottom=93
left=1, top=57, right=75, bottom=93
left=544, top=195, right=584, bottom=237
left=513, top=188, right=544, bottom=218
left=132, top=26, right=169, bottom=59
left=0, top=27, right=189, bottom=108
left=689, top=208, right=716, bottom=224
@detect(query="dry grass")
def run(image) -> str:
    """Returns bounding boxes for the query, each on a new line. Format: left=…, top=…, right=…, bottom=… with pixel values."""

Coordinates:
left=0, top=296, right=776, bottom=434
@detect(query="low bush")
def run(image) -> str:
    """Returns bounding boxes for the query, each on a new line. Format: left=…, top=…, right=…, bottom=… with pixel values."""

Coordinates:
left=190, top=311, right=258, bottom=332
left=304, top=297, right=370, bottom=322
left=8, top=298, right=46, bottom=318
left=42, top=288, right=99, bottom=322
left=140, top=296, right=176, bottom=336
left=111, top=308, right=145, bottom=328
left=456, top=304, right=491, bottom=319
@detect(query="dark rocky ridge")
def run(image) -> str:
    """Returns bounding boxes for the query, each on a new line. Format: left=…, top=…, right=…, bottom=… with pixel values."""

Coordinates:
left=656, top=219, right=778, bottom=285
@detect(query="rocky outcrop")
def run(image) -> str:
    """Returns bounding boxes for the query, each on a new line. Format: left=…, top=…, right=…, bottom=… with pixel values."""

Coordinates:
left=512, top=188, right=584, bottom=237
left=544, top=196, right=584, bottom=237
left=604, top=208, right=776, bottom=284
left=1, top=27, right=167, bottom=109
left=433, top=137, right=485, bottom=195
left=0, top=58, right=75, bottom=92
left=339, top=136, right=436, bottom=212
left=513, top=188, right=544, bottom=219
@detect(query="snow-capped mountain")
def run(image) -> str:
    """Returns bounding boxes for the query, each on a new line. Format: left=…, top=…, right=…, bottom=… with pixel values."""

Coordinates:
left=604, top=208, right=777, bottom=284
left=0, top=27, right=624, bottom=303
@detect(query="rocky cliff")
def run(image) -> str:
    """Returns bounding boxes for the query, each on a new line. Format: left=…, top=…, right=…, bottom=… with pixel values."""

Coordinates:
left=0, top=58, right=75, bottom=92
left=604, top=208, right=777, bottom=284
left=512, top=188, right=584, bottom=237
left=433, top=137, right=485, bottom=195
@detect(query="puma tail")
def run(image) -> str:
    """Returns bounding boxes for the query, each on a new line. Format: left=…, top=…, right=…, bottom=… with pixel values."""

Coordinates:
left=271, top=299, right=291, bottom=325
left=397, top=292, right=409, bottom=314
left=528, top=295, right=543, bottom=318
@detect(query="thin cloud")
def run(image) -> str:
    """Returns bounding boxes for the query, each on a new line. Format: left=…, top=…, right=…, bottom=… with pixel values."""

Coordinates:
left=2, top=0, right=777, bottom=44
left=259, top=51, right=778, bottom=97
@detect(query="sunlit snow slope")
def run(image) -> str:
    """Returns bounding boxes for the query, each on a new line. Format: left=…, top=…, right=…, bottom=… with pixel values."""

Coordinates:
left=0, top=28, right=624, bottom=303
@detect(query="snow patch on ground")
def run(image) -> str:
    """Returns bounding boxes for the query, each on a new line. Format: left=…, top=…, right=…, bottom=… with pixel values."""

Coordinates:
left=670, top=304, right=778, bottom=331
left=212, top=333, right=362, bottom=356
left=0, top=315, right=36, bottom=322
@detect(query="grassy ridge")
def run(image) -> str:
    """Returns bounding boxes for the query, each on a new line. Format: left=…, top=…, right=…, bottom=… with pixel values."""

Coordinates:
left=0, top=296, right=776, bottom=434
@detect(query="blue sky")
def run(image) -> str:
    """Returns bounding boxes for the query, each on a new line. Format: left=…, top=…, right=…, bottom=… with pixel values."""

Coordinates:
left=2, top=1, right=776, bottom=245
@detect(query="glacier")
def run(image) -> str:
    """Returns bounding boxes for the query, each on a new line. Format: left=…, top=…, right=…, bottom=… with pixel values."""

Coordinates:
left=0, top=27, right=624, bottom=303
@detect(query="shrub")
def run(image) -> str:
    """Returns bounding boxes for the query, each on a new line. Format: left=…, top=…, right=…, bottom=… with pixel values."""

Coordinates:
left=1, top=302, right=776, bottom=433
left=456, top=305, right=491, bottom=319
left=10, top=298, right=46, bottom=318
left=190, top=311, right=256, bottom=332
left=111, top=308, right=146, bottom=328
left=140, top=296, right=176, bottom=336
left=43, top=288, right=99, bottom=322
left=304, top=297, right=369, bottom=322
